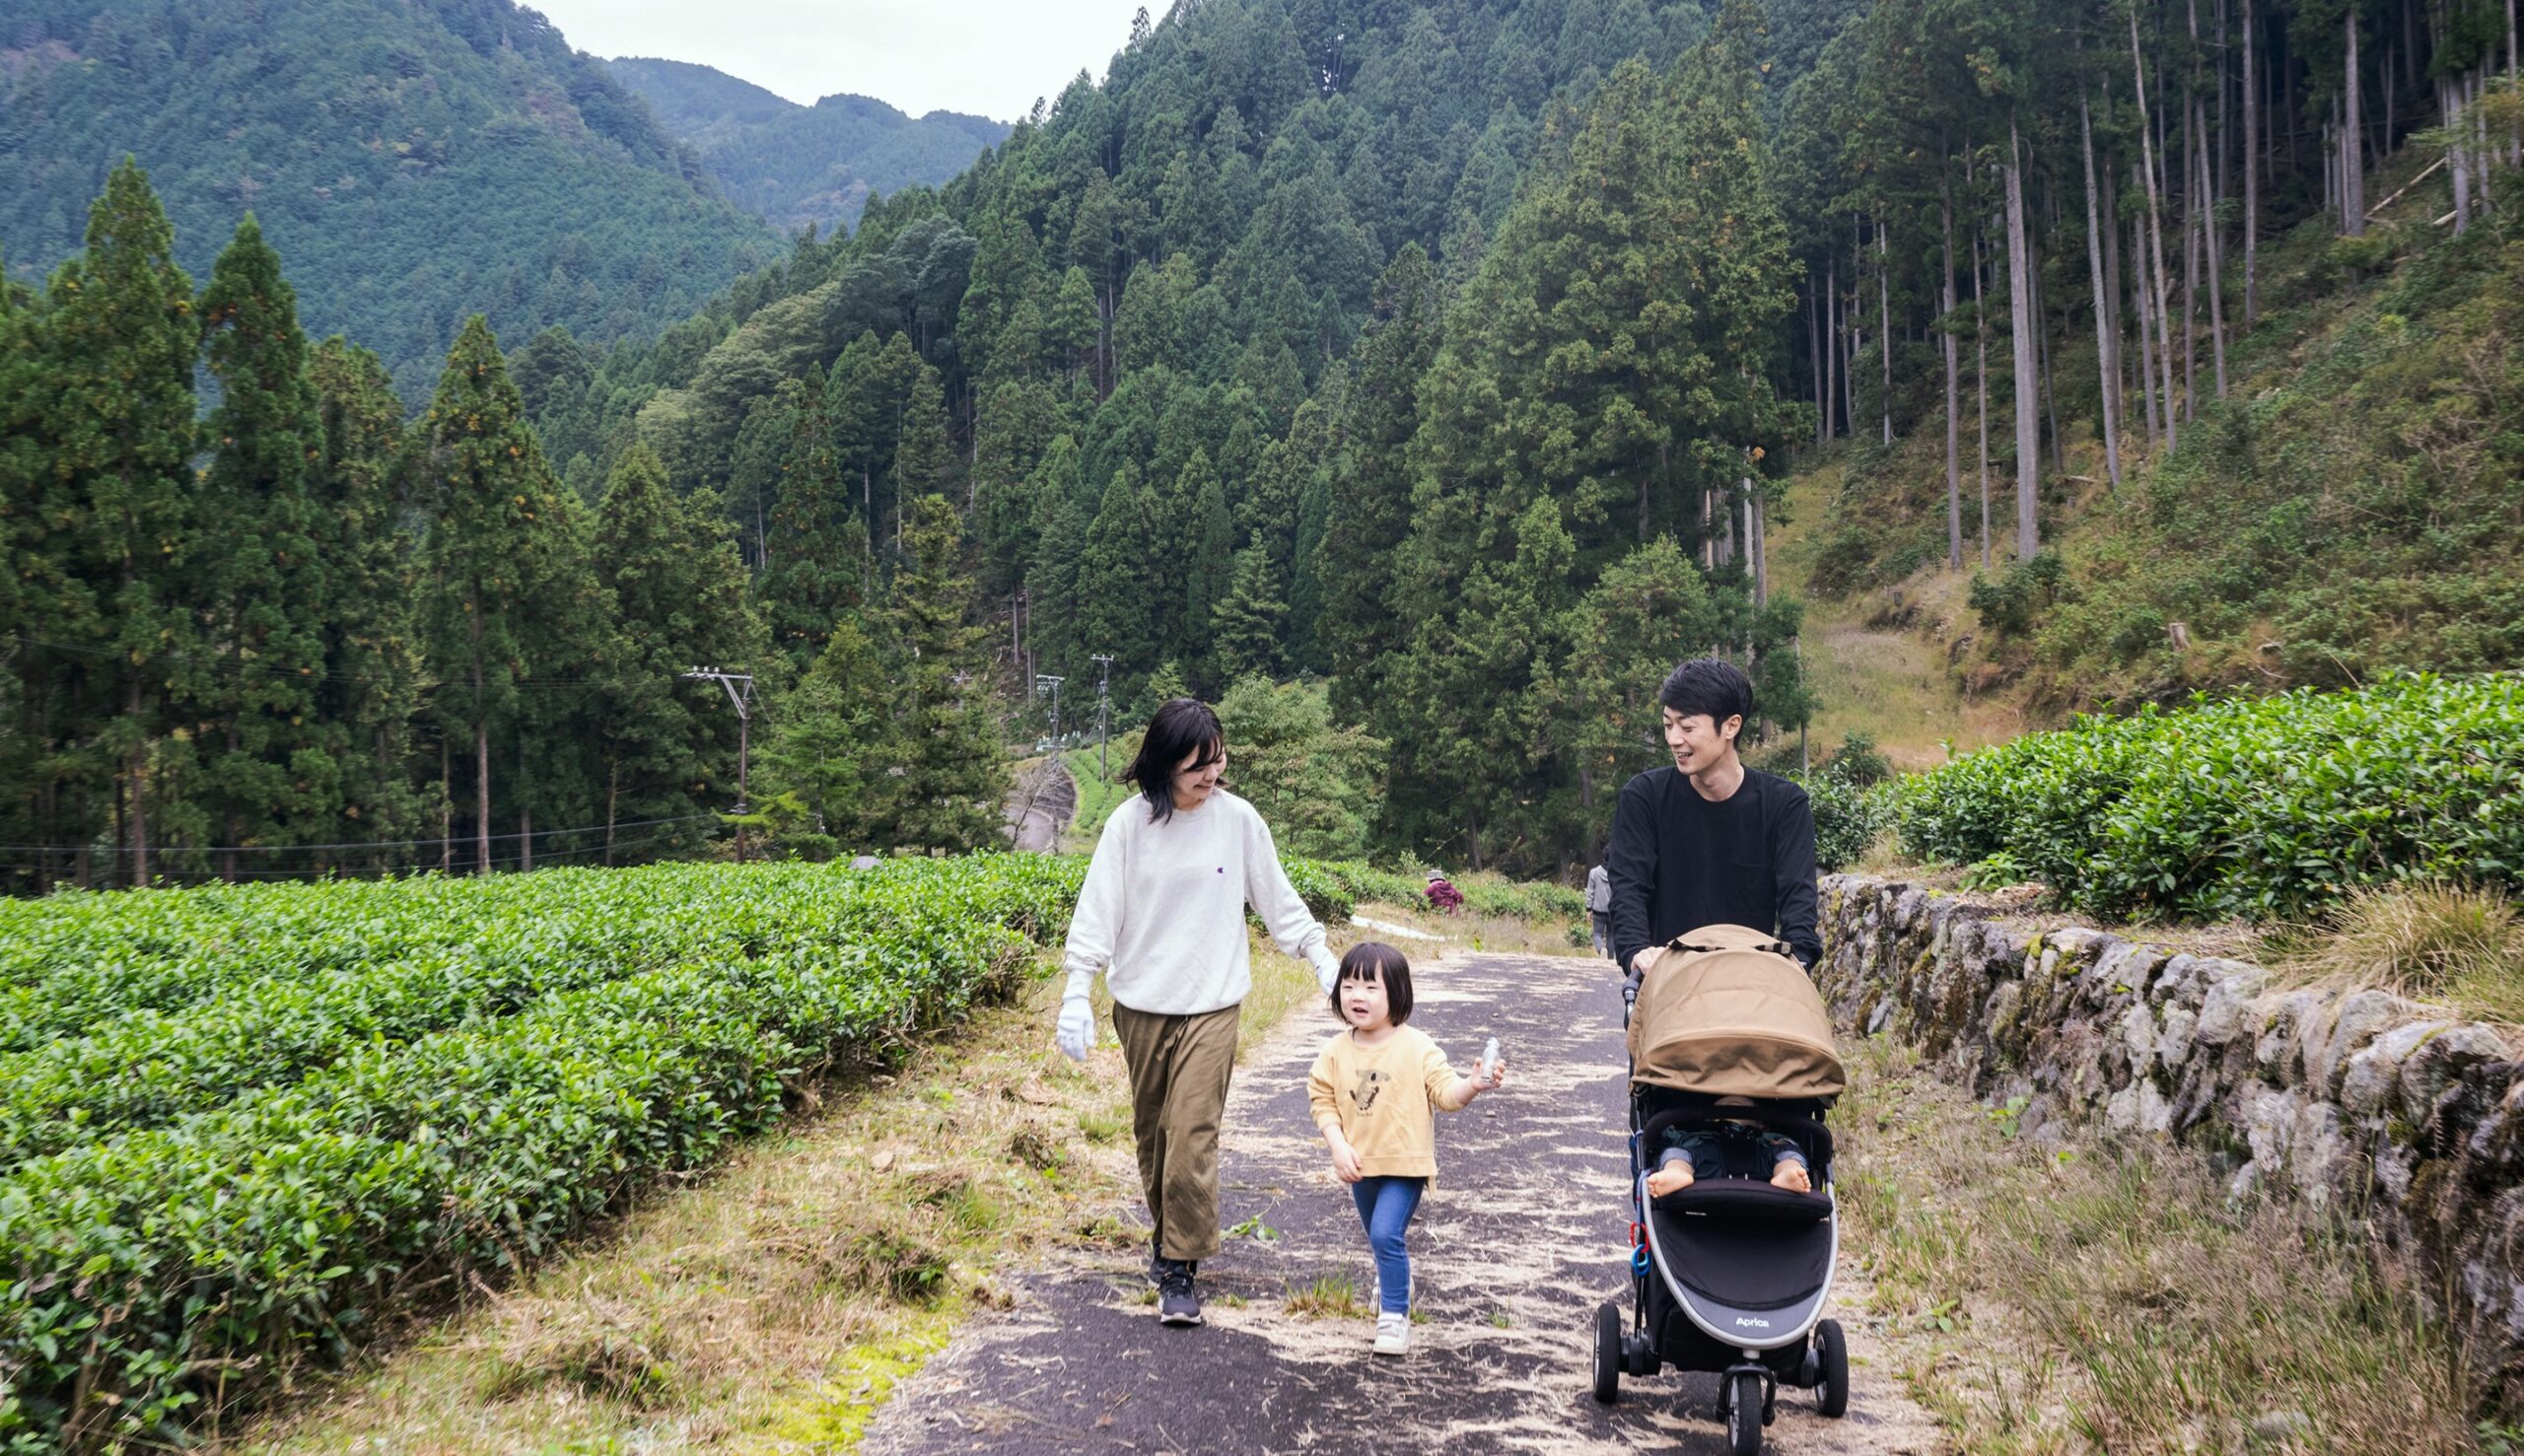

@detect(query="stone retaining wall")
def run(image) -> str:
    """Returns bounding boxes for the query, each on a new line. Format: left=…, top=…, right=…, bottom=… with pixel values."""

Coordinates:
left=1819, top=873, right=2524, bottom=1405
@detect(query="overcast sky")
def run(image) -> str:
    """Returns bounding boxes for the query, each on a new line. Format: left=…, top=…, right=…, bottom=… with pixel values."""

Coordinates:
left=526, top=1, right=1149, bottom=121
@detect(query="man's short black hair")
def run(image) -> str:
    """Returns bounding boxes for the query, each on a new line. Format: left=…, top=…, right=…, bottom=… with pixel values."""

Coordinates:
left=1122, top=697, right=1224, bottom=823
left=1658, top=657, right=1753, bottom=727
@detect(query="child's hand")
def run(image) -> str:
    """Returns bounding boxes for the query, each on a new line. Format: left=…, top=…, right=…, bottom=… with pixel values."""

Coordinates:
left=1475, top=1054, right=1507, bottom=1091
left=1645, top=1161, right=1694, bottom=1198
left=1328, top=1141, right=1365, bottom=1184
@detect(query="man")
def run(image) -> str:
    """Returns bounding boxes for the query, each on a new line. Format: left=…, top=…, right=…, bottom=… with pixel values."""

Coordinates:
left=1585, top=861, right=1613, bottom=958
left=1606, top=658, right=1821, bottom=980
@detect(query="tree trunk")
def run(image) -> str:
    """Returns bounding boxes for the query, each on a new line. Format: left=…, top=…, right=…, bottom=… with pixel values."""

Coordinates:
left=2105, top=163, right=2133, bottom=446
left=1943, top=172, right=1966, bottom=559
left=1809, top=275, right=1827, bottom=445
left=2132, top=8, right=2180, bottom=452
left=1752, top=487, right=1769, bottom=605
left=2082, top=95, right=2125, bottom=490
left=1878, top=216, right=1893, bottom=446
left=2200, top=119, right=2229, bottom=398
left=1845, top=221, right=1862, bottom=435
left=2007, top=113, right=2041, bottom=562
left=2132, top=197, right=2164, bottom=449
left=127, top=684, right=148, bottom=889
left=441, top=735, right=453, bottom=874
left=2244, top=0, right=2260, bottom=324
left=1973, top=232, right=1993, bottom=569
left=518, top=737, right=531, bottom=873
left=2343, top=8, right=2366, bottom=235
left=1824, top=258, right=1840, bottom=442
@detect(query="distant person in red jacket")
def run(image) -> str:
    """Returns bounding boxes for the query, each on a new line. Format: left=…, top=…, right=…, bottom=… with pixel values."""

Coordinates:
left=1424, top=870, right=1464, bottom=916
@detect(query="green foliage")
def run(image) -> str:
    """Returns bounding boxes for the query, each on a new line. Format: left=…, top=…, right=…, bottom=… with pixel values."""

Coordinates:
left=1, top=0, right=781, bottom=398
left=1891, top=676, right=2524, bottom=921
left=1966, top=551, right=2072, bottom=640
left=1217, top=678, right=1387, bottom=861
left=0, top=854, right=1081, bottom=1449
left=605, top=59, right=1008, bottom=237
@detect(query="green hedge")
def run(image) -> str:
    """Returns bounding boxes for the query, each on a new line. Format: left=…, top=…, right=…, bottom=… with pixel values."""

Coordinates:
left=1889, top=675, right=2524, bottom=921
left=0, top=855, right=1080, bottom=1450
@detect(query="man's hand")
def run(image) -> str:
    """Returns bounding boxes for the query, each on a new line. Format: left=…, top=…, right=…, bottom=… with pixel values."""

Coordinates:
left=1629, top=947, right=1661, bottom=978
left=1055, top=994, right=1094, bottom=1062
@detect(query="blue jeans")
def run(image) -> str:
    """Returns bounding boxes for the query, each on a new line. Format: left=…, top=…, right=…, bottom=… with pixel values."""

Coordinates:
left=1351, top=1175, right=1426, bottom=1314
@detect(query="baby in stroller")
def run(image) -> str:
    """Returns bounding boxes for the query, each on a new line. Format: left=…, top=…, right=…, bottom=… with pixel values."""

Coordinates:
left=1643, top=1098, right=1812, bottom=1197
left=1592, top=923, right=1850, bottom=1455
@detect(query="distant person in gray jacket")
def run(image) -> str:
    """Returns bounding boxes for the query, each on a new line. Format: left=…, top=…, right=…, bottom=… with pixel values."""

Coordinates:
left=1585, top=863, right=1613, bottom=958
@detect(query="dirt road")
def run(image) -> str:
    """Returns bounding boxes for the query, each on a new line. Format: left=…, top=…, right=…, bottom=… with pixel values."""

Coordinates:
left=865, top=950, right=1943, bottom=1455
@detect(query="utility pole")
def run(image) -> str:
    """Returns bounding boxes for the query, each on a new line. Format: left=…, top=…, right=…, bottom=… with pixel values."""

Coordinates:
left=683, top=666, right=756, bottom=865
left=1034, top=673, right=1065, bottom=746
left=1090, top=653, right=1115, bottom=784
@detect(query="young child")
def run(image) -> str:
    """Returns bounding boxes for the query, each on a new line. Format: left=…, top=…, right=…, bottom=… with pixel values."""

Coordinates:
left=1307, top=942, right=1504, bottom=1355
left=1643, top=1095, right=1812, bottom=1198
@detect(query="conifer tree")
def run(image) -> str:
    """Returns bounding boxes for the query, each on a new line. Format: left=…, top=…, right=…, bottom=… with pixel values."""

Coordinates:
left=759, top=376, right=870, bottom=667
left=192, top=215, right=333, bottom=878
left=757, top=613, right=889, bottom=858
left=419, top=313, right=593, bottom=872
left=1319, top=245, right=1439, bottom=723
left=592, top=444, right=768, bottom=863
left=1212, top=536, right=1290, bottom=684
left=308, top=337, right=428, bottom=866
left=46, top=159, right=198, bottom=884
left=870, top=496, right=1009, bottom=852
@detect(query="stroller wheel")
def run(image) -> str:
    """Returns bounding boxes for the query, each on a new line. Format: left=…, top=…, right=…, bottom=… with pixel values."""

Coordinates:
left=1723, top=1370, right=1765, bottom=1456
left=1815, top=1318, right=1850, bottom=1419
left=1590, top=1301, right=1621, bottom=1404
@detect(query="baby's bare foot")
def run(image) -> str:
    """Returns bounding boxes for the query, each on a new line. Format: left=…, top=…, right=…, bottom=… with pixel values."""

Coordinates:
left=1771, top=1161, right=1811, bottom=1193
left=1646, top=1164, right=1694, bottom=1197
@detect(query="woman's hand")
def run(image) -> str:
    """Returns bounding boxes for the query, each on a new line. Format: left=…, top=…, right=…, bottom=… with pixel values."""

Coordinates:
left=1055, top=995, right=1093, bottom=1062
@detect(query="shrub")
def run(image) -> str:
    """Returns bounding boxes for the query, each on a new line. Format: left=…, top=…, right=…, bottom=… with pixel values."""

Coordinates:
left=1891, top=675, right=2524, bottom=921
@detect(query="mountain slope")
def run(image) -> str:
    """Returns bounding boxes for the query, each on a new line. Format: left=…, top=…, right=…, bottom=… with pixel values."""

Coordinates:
left=0, top=0, right=782, bottom=397
left=607, top=57, right=1009, bottom=237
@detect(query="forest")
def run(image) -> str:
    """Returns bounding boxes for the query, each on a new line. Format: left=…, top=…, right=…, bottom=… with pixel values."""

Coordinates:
left=4, top=0, right=2519, bottom=889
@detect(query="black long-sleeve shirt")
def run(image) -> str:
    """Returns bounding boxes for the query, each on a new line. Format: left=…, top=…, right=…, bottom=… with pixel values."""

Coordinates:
left=1605, top=766, right=1821, bottom=973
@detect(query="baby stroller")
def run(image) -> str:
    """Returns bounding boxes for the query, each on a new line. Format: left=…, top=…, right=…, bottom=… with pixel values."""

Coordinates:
left=1592, top=924, right=1850, bottom=1454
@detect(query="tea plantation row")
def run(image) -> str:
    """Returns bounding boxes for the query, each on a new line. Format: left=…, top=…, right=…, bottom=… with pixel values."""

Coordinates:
left=1885, top=674, right=2522, bottom=921
left=0, top=856, right=1086, bottom=1450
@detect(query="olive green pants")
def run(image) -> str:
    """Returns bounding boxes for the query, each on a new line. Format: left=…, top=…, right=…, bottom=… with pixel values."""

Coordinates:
left=1111, top=1001, right=1241, bottom=1264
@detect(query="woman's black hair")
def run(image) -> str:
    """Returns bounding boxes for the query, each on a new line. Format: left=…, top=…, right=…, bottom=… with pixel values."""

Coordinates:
left=1121, top=697, right=1224, bottom=823
left=1330, top=941, right=1414, bottom=1025
left=1658, top=657, right=1753, bottom=729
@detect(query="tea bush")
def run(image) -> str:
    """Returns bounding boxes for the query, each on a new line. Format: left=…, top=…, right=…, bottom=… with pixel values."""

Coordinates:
left=0, top=855, right=1081, bottom=1450
left=1890, top=675, right=2524, bottom=921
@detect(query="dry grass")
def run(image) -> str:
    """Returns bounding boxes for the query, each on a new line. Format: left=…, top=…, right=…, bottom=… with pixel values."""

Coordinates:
left=1837, top=1037, right=2487, bottom=1453
left=2264, top=882, right=2524, bottom=1026
left=222, top=928, right=1339, bottom=1454
left=1352, top=898, right=1592, bottom=959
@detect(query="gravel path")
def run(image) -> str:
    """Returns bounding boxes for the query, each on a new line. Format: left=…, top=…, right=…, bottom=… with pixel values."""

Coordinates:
left=866, top=950, right=1945, bottom=1455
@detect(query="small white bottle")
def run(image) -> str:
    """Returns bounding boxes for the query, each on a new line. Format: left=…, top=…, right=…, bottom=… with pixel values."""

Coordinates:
left=1479, top=1036, right=1501, bottom=1082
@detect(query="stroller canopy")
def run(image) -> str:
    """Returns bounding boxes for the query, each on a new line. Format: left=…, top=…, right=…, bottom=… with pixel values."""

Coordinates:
left=1629, top=924, right=1846, bottom=1099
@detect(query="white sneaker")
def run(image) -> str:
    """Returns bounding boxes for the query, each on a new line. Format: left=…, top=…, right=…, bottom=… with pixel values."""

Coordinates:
left=1373, top=1312, right=1410, bottom=1355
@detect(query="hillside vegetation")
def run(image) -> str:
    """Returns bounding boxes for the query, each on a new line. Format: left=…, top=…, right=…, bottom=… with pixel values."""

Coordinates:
left=608, top=58, right=1010, bottom=237
left=0, top=0, right=781, bottom=396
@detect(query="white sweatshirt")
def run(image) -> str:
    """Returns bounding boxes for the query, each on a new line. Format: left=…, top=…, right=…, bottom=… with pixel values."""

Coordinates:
left=1060, top=788, right=1340, bottom=1015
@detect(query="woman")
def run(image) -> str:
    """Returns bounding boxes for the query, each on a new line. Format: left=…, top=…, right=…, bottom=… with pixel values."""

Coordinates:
left=1055, top=697, right=1341, bottom=1328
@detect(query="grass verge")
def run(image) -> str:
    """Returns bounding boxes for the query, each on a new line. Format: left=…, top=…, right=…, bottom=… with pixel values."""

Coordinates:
left=222, top=929, right=1337, bottom=1455
left=2261, top=881, right=2524, bottom=1027
left=1837, top=1036, right=2487, bottom=1452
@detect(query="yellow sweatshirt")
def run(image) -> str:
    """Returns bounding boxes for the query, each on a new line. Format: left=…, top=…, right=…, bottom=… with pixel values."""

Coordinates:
left=1307, top=1025, right=1464, bottom=1181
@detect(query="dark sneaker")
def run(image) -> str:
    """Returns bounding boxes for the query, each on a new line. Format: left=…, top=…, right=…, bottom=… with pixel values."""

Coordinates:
left=1157, top=1264, right=1205, bottom=1326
